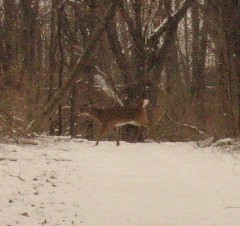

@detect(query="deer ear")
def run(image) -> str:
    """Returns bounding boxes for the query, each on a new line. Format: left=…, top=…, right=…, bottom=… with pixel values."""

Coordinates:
left=82, top=103, right=89, bottom=107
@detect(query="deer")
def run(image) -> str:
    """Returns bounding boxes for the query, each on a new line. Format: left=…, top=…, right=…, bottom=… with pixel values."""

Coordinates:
left=78, top=98, right=158, bottom=146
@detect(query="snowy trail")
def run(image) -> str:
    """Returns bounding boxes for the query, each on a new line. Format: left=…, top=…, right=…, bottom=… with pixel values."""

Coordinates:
left=0, top=138, right=240, bottom=226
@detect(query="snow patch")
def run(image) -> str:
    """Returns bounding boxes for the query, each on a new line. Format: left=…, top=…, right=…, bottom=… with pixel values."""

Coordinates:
left=0, top=137, right=240, bottom=226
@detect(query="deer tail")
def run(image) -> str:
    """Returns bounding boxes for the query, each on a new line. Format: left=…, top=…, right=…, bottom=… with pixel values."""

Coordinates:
left=142, top=99, right=149, bottom=108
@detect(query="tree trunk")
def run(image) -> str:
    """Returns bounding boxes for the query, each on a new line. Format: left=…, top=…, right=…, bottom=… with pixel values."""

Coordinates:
left=20, top=0, right=37, bottom=121
left=57, top=4, right=65, bottom=135
left=164, top=0, right=181, bottom=120
left=184, top=14, right=191, bottom=87
left=2, top=0, right=17, bottom=87
left=191, top=3, right=207, bottom=129
left=216, top=0, right=237, bottom=137
left=48, top=0, right=58, bottom=135
left=105, top=18, right=131, bottom=84
left=232, top=0, right=240, bottom=133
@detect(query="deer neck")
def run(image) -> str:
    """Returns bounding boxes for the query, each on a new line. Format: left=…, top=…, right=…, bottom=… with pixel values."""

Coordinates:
left=88, top=108, right=102, bottom=121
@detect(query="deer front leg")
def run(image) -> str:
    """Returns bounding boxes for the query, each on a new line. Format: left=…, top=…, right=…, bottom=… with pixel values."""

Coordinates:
left=113, top=127, right=120, bottom=146
left=95, top=123, right=102, bottom=146
left=148, top=126, right=160, bottom=143
left=140, top=121, right=160, bottom=143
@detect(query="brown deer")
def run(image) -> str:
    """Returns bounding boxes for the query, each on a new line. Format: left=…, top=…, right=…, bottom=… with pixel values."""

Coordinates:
left=79, top=99, right=158, bottom=146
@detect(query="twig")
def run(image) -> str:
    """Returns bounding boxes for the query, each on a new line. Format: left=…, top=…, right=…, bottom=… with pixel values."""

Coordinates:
left=221, top=198, right=240, bottom=210
left=223, top=206, right=240, bottom=209
left=48, top=158, right=72, bottom=162
left=9, top=174, right=25, bottom=182
left=0, top=157, right=17, bottom=162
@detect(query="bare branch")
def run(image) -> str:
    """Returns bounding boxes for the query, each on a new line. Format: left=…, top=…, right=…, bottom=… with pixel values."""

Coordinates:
left=147, top=0, right=196, bottom=47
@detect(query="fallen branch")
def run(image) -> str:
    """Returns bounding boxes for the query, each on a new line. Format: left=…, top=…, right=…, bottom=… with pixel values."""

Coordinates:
left=154, top=111, right=210, bottom=139
left=165, top=113, right=208, bottom=138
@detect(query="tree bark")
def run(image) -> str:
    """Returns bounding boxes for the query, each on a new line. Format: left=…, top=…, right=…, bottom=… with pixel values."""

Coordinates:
left=48, top=0, right=58, bottom=135
left=105, top=18, right=131, bottom=84
left=57, top=3, right=65, bottom=136
left=20, top=0, right=38, bottom=121
left=164, top=0, right=181, bottom=120
left=2, top=0, right=17, bottom=87
left=232, top=1, right=240, bottom=133
left=191, top=2, right=207, bottom=129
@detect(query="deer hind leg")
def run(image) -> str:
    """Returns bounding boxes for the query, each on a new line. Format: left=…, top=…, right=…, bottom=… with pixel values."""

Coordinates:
left=95, top=123, right=111, bottom=146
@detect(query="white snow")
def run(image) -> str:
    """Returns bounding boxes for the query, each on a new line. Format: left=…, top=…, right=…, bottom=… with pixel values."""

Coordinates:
left=142, top=99, right=149, bottom=108
left=1, top=137, right=240, bottom=226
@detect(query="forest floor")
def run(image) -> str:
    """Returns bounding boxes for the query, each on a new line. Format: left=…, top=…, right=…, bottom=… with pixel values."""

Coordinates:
left=0, top=137, right=240, bottom=226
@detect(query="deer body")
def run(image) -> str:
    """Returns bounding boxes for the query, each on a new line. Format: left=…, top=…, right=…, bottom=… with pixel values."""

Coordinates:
left=80, top=99, right=156, bottom=146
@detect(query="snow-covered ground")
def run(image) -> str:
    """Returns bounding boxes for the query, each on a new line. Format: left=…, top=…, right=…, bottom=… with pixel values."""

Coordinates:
left=1, top=137, right=240, bottom=226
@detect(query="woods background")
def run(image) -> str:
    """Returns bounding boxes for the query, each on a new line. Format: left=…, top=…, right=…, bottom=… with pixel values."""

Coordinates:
left=0, top=0, right=239, bottom=142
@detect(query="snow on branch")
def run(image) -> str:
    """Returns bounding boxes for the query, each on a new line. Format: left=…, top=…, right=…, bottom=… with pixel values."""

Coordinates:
left=155, top=111, right=210, bottom=139
left=94, top=67, right=124, bottom=106
left=166, top=113, right=209, bottom=138
left=147, top=0, right=196, bottom=47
